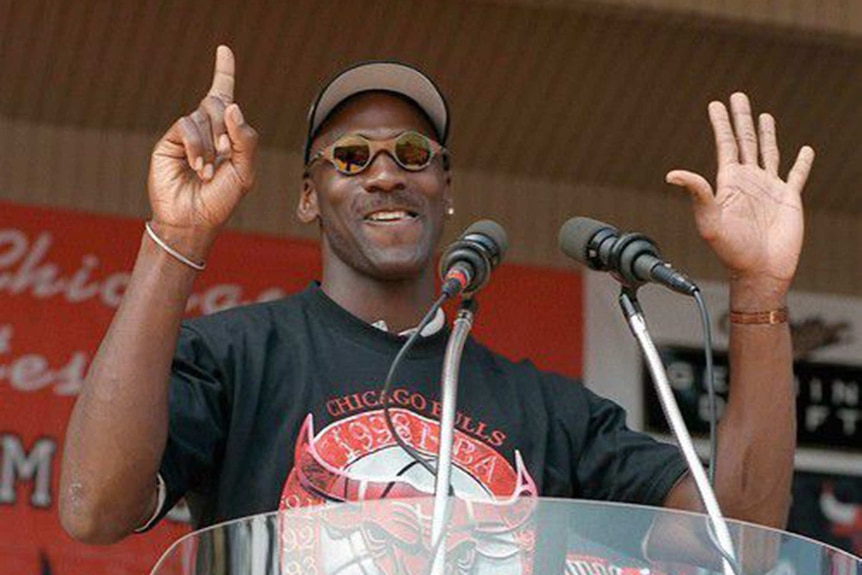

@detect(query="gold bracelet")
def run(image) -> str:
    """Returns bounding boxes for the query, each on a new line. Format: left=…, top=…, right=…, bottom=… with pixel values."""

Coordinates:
left=729, top=307, right=788, bottom=325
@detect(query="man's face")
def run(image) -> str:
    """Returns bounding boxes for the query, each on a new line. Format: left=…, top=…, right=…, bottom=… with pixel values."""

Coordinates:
left=299, top=92, right=450, bottom=281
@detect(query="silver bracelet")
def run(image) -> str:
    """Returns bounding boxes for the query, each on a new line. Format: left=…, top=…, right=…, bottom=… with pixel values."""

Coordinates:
left=144, top=221, right=207, bottom=271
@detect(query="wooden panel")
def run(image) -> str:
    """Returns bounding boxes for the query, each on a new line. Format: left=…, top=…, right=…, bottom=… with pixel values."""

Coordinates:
left=2, top=0, right=862, bottom=216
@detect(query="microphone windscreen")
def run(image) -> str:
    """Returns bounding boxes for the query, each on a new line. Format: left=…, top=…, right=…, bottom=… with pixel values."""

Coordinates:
left=464, top=219, right=508, bottom=261
left=558, top=217, right=610, bottom=264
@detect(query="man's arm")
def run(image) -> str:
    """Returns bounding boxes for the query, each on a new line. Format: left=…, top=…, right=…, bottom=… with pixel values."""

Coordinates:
left=662, top=93, right=814, bottom=528
left=58, top=45, right=258, bottom=544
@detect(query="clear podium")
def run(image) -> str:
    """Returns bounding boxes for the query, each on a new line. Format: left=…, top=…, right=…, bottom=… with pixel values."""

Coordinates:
left=151, top=497, right=861, bottom=575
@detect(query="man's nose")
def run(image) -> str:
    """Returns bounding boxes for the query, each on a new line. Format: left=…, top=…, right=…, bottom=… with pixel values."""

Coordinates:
left=362, top=151, right=407, bottom=193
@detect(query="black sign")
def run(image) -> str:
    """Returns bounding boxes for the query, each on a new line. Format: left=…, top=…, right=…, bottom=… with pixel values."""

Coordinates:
left=644, top=346, right=862, bottom=450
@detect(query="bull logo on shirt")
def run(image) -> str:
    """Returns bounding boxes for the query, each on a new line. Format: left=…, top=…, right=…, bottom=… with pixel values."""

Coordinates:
left=278, top=412, right=538, bottom=575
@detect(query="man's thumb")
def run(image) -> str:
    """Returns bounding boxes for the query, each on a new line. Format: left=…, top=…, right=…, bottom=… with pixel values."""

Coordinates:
left=666, top=170, right=713, bottom=206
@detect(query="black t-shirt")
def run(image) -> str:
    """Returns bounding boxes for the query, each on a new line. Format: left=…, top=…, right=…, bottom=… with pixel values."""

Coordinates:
left=158, top=283, right=687, bottom=528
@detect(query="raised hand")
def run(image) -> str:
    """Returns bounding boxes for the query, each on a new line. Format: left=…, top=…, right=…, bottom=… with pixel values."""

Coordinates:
left=148, top=45, right=259, bottom=255
left=666, top=93, right=814, bottom=296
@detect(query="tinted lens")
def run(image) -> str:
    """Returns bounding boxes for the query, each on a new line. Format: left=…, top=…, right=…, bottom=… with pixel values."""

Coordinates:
left=332, top=136, right=371, bottom=174
left=395, top=132, right=433, bottom=170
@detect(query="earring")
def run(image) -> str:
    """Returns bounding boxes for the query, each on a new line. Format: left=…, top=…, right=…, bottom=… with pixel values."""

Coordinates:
left=446, top=204, right=455, bottom=217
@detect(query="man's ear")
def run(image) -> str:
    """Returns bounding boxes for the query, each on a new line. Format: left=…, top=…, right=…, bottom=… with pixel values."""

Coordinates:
left=297, top=177, right=320, bottom=224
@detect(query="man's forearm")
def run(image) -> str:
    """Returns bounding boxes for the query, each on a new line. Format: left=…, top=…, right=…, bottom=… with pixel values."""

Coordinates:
left=716, top=323, right=795, bottom=526
left=664, top=280, right=796, bottom=529
left=713, top=279, right=796, bottom=527
left=59, top=232, right=202, bottom=543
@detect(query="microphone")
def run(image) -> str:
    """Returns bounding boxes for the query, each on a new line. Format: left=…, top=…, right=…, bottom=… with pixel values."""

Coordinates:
left=439, top=220, right=508, bottom=297
left=558, top=217, right=698, bottom=296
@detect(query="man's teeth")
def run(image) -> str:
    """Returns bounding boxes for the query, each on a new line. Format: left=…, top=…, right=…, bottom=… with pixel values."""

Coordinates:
left=367, top=210, right=414, bottom=222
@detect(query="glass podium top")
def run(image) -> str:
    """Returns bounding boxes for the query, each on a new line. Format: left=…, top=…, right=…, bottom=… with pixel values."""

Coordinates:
left=151, top=496, right=861, bottom=575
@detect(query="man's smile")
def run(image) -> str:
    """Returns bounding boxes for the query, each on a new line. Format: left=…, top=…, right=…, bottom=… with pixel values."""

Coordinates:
left=364, top=209, right=420, bottom=223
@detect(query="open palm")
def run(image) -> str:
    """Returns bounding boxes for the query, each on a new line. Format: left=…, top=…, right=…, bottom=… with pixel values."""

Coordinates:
left=667, top=93, right=814, bottom=286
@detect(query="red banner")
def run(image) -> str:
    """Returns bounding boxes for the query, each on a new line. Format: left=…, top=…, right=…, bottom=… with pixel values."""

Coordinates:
left=0, top=200, right=582, bottom=574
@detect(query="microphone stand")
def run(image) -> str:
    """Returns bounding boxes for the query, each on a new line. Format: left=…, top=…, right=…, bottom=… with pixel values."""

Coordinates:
left=618, top=287, right=738, bottom=575
left=430, top=298, right=476, bottom=575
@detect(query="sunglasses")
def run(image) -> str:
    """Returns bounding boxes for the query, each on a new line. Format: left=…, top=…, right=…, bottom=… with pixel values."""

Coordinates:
left=307, top=130, right=447, bottom=175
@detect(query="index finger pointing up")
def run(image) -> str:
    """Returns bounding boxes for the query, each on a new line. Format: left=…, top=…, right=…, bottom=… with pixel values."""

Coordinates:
left=208, top=45, right=235, bottom=103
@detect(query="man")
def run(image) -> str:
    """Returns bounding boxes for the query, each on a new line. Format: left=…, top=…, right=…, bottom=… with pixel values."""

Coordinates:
left=59, top=45, right=814, bottom=544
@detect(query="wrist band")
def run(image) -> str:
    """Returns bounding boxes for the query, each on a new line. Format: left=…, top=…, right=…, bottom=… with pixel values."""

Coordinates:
left=729, top=307, right=788, bottom=325
left=144, top=221, right=207, bottom=271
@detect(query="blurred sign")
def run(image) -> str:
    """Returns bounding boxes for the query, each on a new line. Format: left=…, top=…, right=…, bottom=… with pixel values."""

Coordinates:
left=643, top=346, right=862, bottom=449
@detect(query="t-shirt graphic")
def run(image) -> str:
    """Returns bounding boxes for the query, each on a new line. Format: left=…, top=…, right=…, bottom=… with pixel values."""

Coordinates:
left=280, top=409, right=538, bottom=509
left=276, top=411, right=669, bottom=575
left=278, top=407, right=539, bottom=575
